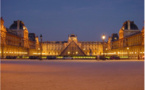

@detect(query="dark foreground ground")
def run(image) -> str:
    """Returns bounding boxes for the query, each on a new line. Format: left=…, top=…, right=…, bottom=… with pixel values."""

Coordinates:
left=1, top=59, right=144, bottom=90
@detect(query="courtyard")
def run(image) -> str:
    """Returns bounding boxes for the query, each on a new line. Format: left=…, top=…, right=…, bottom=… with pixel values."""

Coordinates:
left=1, top=59, right=144, bottom=90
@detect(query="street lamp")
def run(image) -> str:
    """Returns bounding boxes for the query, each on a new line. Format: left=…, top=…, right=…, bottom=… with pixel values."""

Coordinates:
left=102, top=34, right=106, bottom=41
left=1, top=43, right=4, bottom=59
left=40, top=34, right=43, bottom=60
left=102, top=34, right=106, bottom=56
left=127, top=47, right=129, bottom=59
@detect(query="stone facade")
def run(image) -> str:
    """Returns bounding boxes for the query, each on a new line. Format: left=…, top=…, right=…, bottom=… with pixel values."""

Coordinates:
left=0, top=18, right=144, bottom=58
left=42, top=34, right=103, bottom=56
left=106, top=20, right=144, bottom=59
left=0, top=18, right=39, bottom=58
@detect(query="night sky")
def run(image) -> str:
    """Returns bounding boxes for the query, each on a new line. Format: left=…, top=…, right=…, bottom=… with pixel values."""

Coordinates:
left=1, top=0, right=144, bottom=41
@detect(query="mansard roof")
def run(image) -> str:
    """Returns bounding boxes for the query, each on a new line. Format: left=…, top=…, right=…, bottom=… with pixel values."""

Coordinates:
left=121, top=20, right=139, bottom=30
left=70, top=34, right=76, bottom=37
left=9, top=20, right=26, bottom=30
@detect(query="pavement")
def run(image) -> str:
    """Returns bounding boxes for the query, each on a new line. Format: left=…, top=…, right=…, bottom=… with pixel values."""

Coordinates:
left=1, top=59, right=144, bottom=90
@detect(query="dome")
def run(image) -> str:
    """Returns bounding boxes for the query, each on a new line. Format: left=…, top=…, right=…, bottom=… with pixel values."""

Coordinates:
left=70, top=34, right=76, bottom=37
left=9, top=20, right=26, bottom=30
left=121, top=20, right=138, bottom=30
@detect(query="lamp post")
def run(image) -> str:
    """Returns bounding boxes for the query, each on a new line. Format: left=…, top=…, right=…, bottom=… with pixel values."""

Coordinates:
left=40, top=34, right=43, bottom=60
left=1, top=38, right=5, bottom=59
left=127, top=47, right=129, bottom=59
left=102, top=34, right=106, bottom=56
left=1, top=44, right=4, bottom=59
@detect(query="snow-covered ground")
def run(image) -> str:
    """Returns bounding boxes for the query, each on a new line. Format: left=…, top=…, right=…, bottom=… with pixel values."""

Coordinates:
left=1, top=59, right=144, bottom=90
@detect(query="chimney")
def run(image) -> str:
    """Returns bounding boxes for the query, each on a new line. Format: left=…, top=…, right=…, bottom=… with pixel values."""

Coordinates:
left=17, top=20, right=20, bottom=30
left=127, top=20, right=130, bottom=30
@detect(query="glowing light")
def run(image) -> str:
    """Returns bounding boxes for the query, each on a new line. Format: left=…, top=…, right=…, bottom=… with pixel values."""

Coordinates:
left=102, top=34, right=106, bottom=40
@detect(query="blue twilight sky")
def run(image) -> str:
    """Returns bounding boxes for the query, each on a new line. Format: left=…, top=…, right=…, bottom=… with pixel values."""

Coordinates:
left=1, top=0, right=144, bottom=41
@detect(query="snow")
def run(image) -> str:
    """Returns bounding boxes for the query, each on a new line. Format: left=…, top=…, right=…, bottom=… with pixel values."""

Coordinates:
left=1, top=59, right=144, bottom=90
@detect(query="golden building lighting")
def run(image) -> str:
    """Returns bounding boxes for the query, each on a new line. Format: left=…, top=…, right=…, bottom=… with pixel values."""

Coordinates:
left=0, top=18, right=144, bottom=59
left=106, top=20, right=144, bottom=59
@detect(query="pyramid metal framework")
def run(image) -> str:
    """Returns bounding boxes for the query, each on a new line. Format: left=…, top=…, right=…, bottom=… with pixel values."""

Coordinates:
left=60, top=41, right=86, bottom=56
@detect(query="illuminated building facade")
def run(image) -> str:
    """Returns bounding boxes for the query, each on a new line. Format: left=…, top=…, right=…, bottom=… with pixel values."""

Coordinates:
left=42, top=34, right=103, bottom=56
left=0, top=18, right=40, bottom=58
left=0, top=18, right=144, bottom=59
left=106, top=20, right=144, bottom=59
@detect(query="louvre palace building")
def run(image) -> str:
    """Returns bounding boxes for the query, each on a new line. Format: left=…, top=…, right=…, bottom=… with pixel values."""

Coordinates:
left=106, top=20, right=144, bottom=59
left=0, top=17, right=144, bottom=59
